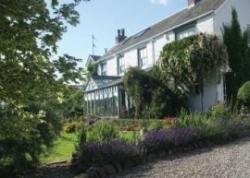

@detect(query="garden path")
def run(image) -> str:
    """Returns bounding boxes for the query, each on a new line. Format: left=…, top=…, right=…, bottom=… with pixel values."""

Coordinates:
left=113, top=137, right=250, bottom=178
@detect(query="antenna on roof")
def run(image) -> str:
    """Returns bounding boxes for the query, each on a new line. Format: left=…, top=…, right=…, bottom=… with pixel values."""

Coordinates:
left=91, top=34, right=96, bottom=55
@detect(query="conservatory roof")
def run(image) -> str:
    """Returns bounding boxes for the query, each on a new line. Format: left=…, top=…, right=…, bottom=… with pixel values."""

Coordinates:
left=85, top=76, right=122, bottom=92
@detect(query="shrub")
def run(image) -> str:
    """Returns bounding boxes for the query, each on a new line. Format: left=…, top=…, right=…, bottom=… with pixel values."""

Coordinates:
left=238, top=81, right=250, bottom=109
left=140, top=127, right=198, bottom=154
left=210, top=102, right=228, bottom=118
left=148, top=120, right=164, bottom=131
left=87, top=121, right=119, bottom=142
left=64, top=121, right=82, bottom=133
left=72, top=140, right=140, bottom=170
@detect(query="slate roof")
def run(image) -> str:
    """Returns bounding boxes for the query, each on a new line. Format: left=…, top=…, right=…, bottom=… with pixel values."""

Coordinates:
left=101, top=0, right=225, bottom=59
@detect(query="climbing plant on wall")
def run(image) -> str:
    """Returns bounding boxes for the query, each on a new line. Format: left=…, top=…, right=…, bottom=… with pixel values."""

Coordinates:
left=159, top=34, right=228, bottom=95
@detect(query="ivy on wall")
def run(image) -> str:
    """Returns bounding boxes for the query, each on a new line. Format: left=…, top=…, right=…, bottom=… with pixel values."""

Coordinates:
left=159, top=34, right=228, bottom=95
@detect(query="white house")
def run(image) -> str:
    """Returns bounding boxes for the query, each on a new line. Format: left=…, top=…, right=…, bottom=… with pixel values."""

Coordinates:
left=84, top=0, right=250, bottom=118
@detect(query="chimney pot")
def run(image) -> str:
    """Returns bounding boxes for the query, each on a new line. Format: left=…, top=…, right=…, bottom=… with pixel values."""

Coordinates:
left=115, top=28, right=127, bottom=44
left=188, top=0, right=201, bottom=7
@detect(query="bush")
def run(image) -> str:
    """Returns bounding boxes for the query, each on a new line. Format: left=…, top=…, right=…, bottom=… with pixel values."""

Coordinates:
left=87, top=121, right=119, bottom=142
left=148, top=120, right=164, bottom=131
left=72, top=140, right=140, bottom=170
left=64, top=121, right=83, bottom=133
left=238, top=81, right=250, bottom=109
left=140, top=127, right=198, bottom=154
left=210, top=102, right=229, bottom=118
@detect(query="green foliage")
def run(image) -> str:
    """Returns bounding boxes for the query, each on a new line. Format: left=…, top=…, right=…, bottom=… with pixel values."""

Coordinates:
left=62, top=86, right=84, bottom=119
left=123, top=67, right=158, bottom=119
left=176, top=108, right=248, bottom=141
left=148, top=120, right=164, bottom=131
left=160, top=34, right=228, bottom=94
left=237, top=81, right=250, bottom=109
left=64, top=121, right=82, bottom=133
left=210, top=102, right=229, bottom=118
left=87, top=121, right=119, bottom=142
left=40, top=132, right=78, bottom=164
left=0, top=0, right=87, bottom=171
left=123, top=67, right=184, bottom=119
left=223, top=9, right=250, bottom=107
left=87, top=63, right=98, bottom=77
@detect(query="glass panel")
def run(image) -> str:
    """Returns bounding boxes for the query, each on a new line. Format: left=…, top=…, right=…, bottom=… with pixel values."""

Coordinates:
left=117, top=55, right=125, bottom=74
left=138, top=47, right=147, bottom=68
left=176, top=26, right=197, bottom=40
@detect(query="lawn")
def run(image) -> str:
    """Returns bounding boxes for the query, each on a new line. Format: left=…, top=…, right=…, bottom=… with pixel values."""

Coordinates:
left=40, top=132, right=78, bottom=164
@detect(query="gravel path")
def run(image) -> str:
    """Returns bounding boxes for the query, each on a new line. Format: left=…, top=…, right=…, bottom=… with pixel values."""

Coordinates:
left=113, top=137, right=250, bottom=178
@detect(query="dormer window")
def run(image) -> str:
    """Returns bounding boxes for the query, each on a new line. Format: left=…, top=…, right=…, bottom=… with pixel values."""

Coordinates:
left=138, top=47, right=148, bottom=68
left=100, top=62, right=107, bottom=76
left=117, top=54, right=125, bottom=75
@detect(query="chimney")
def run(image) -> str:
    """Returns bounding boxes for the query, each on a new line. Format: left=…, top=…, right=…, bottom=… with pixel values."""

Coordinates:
left=188, top=0, right=201, bottom=8
left=115, top=28, right=127, bottom=44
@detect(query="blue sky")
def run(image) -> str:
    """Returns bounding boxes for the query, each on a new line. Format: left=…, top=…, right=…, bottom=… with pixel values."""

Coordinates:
left=57, top=0, right=187, bottom=66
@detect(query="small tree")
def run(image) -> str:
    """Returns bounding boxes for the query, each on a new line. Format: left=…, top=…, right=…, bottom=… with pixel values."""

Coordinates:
left=223, top=8, right=250, bottom=108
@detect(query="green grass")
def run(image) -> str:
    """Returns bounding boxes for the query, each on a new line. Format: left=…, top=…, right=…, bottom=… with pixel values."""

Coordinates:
left=40, top=132, right=78, bottom=164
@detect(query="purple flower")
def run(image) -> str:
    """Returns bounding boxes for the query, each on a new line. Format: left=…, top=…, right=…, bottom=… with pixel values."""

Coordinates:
left=140, top=127, right=198, bottom=154
left=75, top=140, right=140, bottom=168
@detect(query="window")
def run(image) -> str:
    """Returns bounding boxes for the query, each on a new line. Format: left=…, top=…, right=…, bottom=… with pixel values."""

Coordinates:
left=117, top=54, right=125, bottom=75
left=138, top=47, right=148, bottom=68
left=100, top=62, right=107, bottom=76
left=175, top=23, right=197, bottom=40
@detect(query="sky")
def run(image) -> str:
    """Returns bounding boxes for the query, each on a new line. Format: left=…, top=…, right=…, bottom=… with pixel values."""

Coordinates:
left=57, top=0, right=188, bottom=67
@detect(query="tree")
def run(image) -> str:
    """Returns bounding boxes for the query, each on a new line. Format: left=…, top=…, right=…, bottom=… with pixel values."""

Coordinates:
left=0, top=0, right=88, bottom=171
left=223, top=8, right=250, bottom=108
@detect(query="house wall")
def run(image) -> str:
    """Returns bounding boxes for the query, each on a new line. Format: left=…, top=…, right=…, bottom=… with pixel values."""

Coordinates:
left=93, top=1, right=250, bottom=113
left=196, top=14, right=214, bottom=34
left=214, top=0, right=250, bottom=36
left=188, top=71, right=224, bottom=112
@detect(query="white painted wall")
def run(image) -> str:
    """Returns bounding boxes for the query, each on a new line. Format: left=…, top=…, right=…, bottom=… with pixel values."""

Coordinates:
left=153, top=32, right=175, bottom=63
left=188, top=71, right=224, bottom=112
left=196, top=15, right=214, bottom=34
left=214, top=0, right=250, bottom=36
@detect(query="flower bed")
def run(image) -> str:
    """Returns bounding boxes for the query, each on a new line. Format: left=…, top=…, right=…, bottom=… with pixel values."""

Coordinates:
left=140, top=127, right=198, bottom=154
left=72, top=110, right=250, bottom=177
left=71, top=140, right=141, bottom=173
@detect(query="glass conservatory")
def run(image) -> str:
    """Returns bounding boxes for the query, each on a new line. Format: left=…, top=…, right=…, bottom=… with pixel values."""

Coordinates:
left=84, top=76, right=133, bottom=118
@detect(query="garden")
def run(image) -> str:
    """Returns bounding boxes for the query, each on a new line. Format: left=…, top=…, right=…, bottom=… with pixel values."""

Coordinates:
left=1, top=6, right=250, bottom=178
left=66, top=102, right=250, bottom=177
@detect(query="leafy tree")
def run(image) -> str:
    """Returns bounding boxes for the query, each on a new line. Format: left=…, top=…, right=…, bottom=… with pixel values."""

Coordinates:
left=223, top=8, right=250, bottom=108
left=62, top=86, right=84, bottom=119
left=0, top=0, right=88, bottom=171
left=87, top=63, right=98, bottom=77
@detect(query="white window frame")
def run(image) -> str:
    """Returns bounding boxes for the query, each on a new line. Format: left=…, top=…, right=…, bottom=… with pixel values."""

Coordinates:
left=138, top=47, right=148, bottom=68
left=175, top=23, right=197, bottom=40
left=100, top=62, right=107, bottom=76
left=117, top=54, right=125, bottom=75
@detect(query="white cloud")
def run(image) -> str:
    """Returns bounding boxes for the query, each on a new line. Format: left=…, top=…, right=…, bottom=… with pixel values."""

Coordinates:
left=149, top=0, right=173, bottom=6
